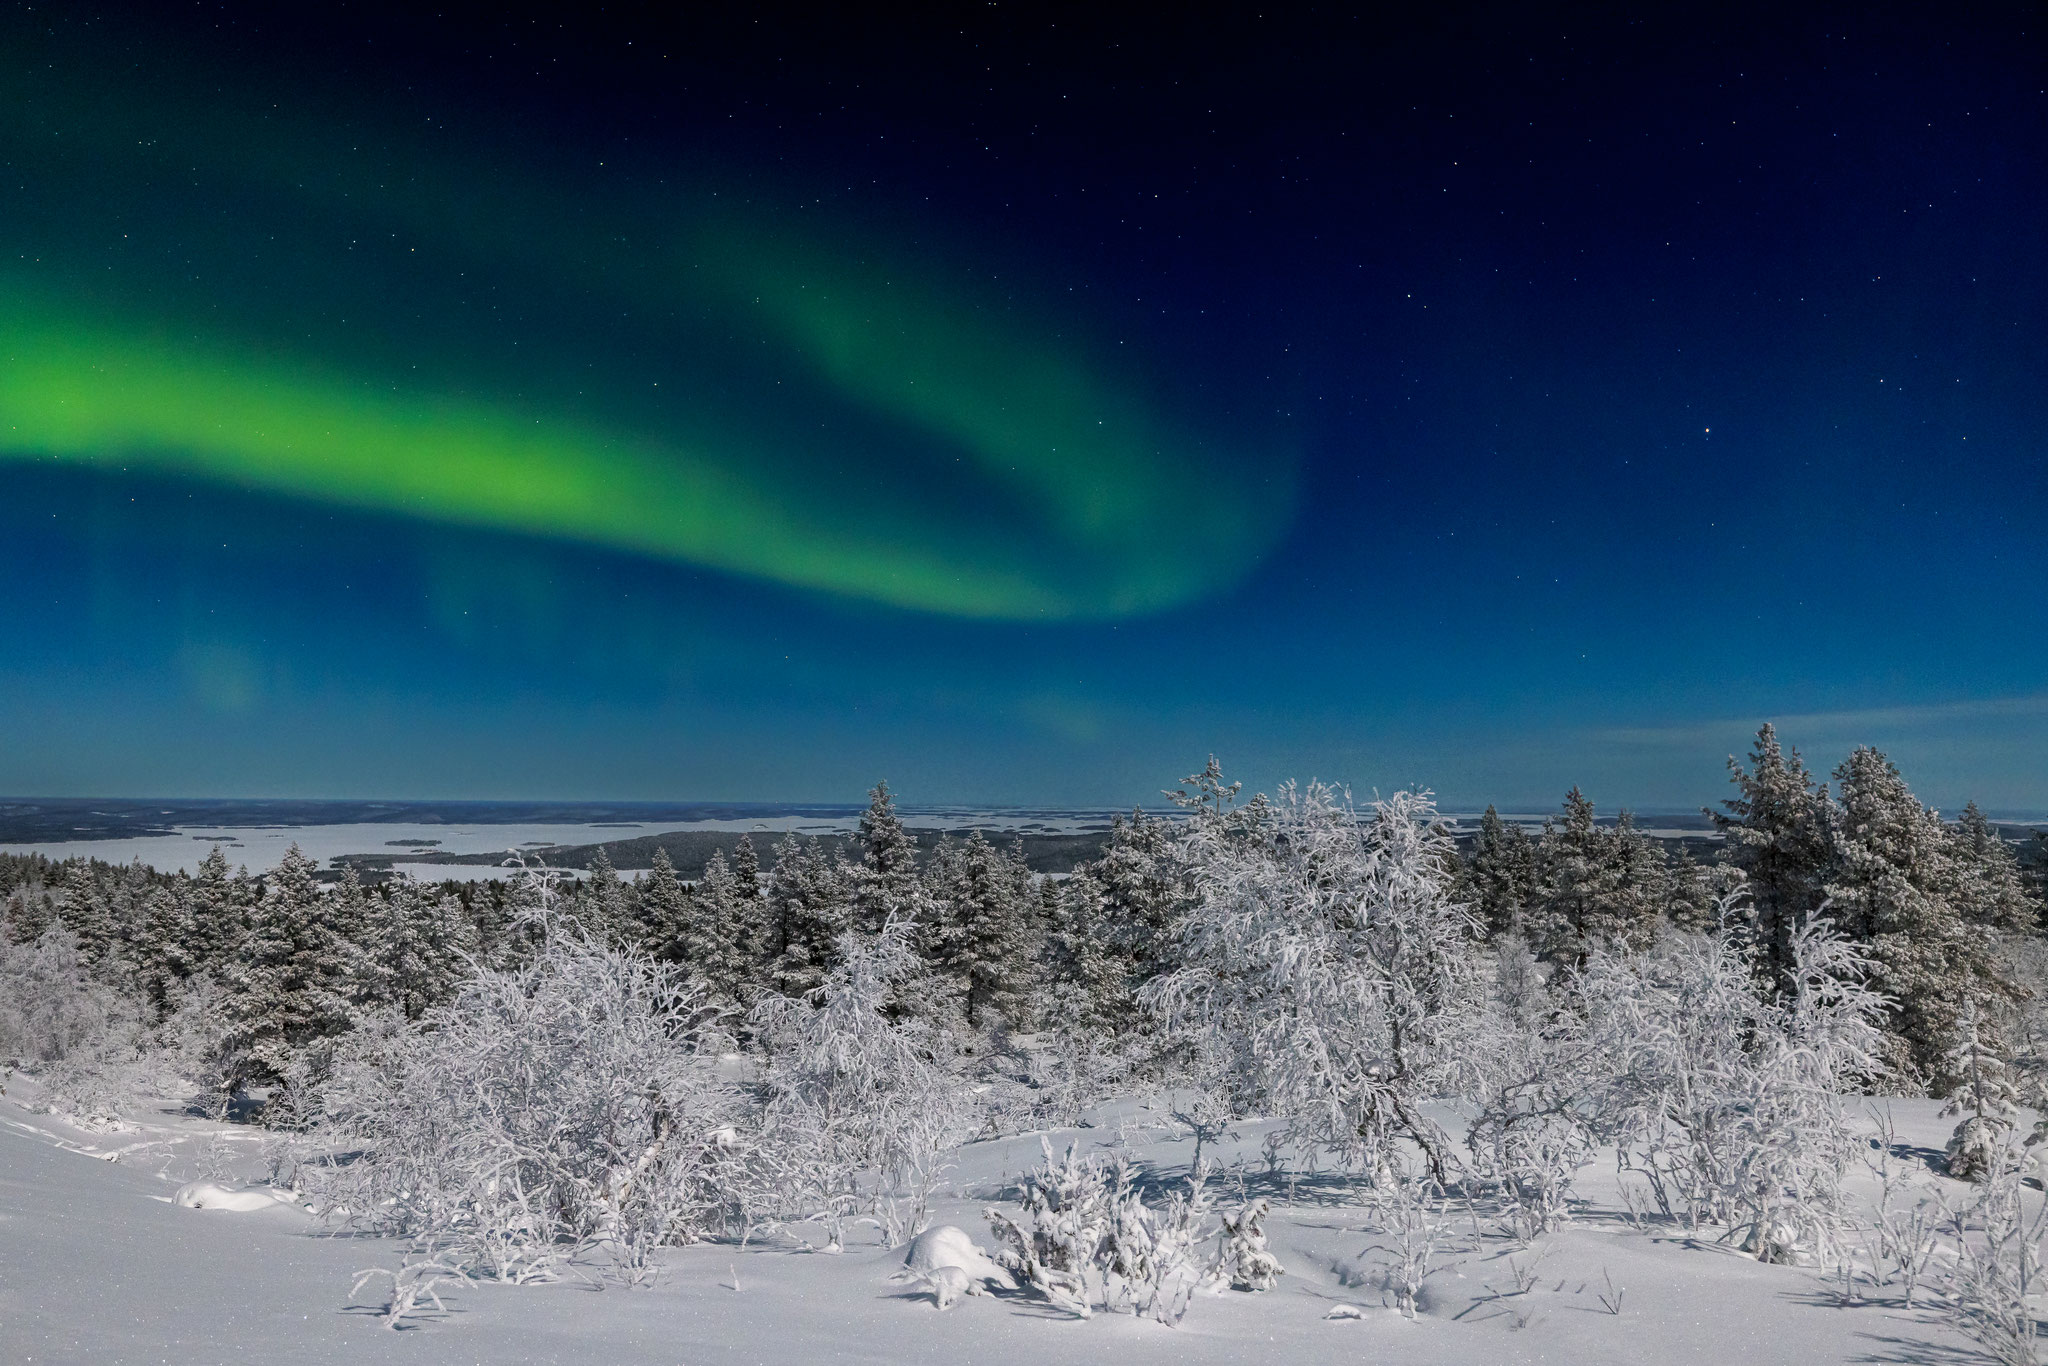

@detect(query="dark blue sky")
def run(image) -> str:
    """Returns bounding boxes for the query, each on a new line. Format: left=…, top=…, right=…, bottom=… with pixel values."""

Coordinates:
left=2, top=4, right=2043, bottom=812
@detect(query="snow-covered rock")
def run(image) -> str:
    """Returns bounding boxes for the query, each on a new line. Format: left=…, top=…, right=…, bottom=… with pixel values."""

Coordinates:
left=172, top=1180, right=301, bottom=1212
left=899, top=1224, right=1015, bottom=1290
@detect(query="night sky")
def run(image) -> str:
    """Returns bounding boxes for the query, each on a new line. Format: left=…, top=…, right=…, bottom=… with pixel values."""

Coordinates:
left=2, top=5, right=2043, bottom=811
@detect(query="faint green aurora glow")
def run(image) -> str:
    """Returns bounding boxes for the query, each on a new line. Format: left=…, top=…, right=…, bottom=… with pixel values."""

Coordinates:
left=0, top=37, right=1296, bottom=619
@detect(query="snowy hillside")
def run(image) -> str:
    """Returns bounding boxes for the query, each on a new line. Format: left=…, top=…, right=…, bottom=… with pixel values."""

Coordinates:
left=0, top=1077, right=1994, bottom=1365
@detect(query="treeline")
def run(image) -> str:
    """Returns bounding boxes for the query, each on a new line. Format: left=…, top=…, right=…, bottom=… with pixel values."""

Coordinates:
left=2, top=727, right=2044, bottom=1116
left=1459, top=725, right=2044, bottom=1084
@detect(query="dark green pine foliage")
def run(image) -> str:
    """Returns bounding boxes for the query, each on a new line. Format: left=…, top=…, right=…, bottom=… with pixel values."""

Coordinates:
left=1829, top=747, right=2012, bottom=1085
left=766, top=832, right=852, bottom=998
left=637, top=846, right=694, bottom=962
left=224, top=844, right=355, bottom=1081
left=1529, top=788, right=1659, bottom=961
left=1709, top=723, right=1834, bottom=994
left=1464, top=806, right=1537, bottom=938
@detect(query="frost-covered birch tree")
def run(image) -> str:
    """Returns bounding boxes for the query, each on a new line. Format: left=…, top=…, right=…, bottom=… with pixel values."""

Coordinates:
left=1143, top=774, right=1482, bottom=1181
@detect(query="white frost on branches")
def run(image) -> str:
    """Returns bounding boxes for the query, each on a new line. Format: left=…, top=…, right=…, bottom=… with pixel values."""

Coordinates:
left=1143, top=780, right=1483, bottom=1181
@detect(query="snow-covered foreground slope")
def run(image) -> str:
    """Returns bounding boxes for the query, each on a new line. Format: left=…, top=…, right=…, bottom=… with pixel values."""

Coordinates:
left=0, top=1087, right=1983, bottom=1365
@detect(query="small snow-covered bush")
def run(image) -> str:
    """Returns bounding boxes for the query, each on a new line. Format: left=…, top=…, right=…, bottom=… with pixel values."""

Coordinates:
left=1944, top=1136, right=2048, bottom=1366
left=0, top=924, right=139, bottom=1066
left=1578, top=906, right=1886, bottom=1264
left=302, top=906, right=738, bottom=1284
left=983, top=1139, right=1220, bottom=1324
left=749, top=917, right=973, bottom=1243
left=1463, top=936, right=1596, bottom=1240
left=1357, top=1160, right=1459, bottom=1318
left=1944, top=1001, right=2022, bottom=1183
left=0, top=924, right=146, bottom=1125
left=1218, top=1197, right=1284, bottom=1290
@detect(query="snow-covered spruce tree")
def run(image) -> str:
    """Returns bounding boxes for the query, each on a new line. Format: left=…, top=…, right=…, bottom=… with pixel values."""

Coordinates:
left=1528, top=789, right=1661, bottom=964
left=1576, top=905, right=1886, bottom=1262
left=677, top=848, right=758, bottom=1012
left=748, top=916, right=970, bottom=1241
left=765, top=833, right=853, bottom=999
left=304, top=892, right=739, bottom=1284
left=222, top=844, right=355, bottom=1090
left=1664, top=844, right=1728, bottom=934
left=932, top=830, right=1036, bottom=1031
left=1709, top=723, right=1833, bottom=995
left=1051, top=810, right=1182, bottom=1036
left=370, top=876, right=478, bottom=1021
left=182, top=844, right=253, bottom=976
left=1143, top=774, right=1483, bottom=1183
left=578, top=848, right=634, bottom=945
left=1464, top=805, right=1537, bottom=939
left=636, top=846, right=692, bottom=962
left=854, top=781, right=927, bottom=934
left=1944, top=1000, right=2023, bottom=1182
left=1953, top=802, right=2039, bottom=935
left=1829, top=746, right=2010, bottom=1085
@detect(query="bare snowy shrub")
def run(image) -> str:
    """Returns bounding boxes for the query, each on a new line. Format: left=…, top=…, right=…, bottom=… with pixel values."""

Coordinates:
left=302, top=907, right=738, bottom=1285
left=0, top=924, right=146, bottom=1125
left=749, top=916, right=973, bottom=1242
left=1943, top=1137, right=2048, bottom=1366
left=1578, top=903, right=1886, bottom=1264
left=348, top=1255, right=470, bottom=1330
left=1863, top=1105, right=1945, bottom=1306
left=1462, top=936, right=1597, bottom=1240
left=1144, top=782, right=1483, bottom=1182
left=1356, top=1159, right=1459, bottom=1318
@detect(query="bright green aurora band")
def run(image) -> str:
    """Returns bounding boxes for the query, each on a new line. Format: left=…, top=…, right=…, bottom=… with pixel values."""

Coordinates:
left=0, top=42, right=1294, bottom=620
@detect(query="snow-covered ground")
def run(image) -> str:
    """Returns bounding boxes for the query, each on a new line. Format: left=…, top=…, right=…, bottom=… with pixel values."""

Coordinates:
left=0, top=1078, right=1988, bottom=1365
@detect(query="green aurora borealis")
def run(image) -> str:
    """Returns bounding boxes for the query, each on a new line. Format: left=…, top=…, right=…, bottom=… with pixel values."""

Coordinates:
left=0, top=39, right=1294, bottom=619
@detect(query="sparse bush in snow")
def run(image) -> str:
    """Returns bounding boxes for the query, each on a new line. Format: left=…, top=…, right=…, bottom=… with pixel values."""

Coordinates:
left=1943, top=1135, right=2048, bottom=1366
left=984, top=1138, right=1220, bottom=1324
left=1944, top=1000, right=2022, bottom=1182
left=1862, top=1105, right=1945, bottom=1307
left=1356, top=1158, right=1459, bottom=1318
left=1218, top=1197, right=1284, bottom=1290
left=1462, top=934, right=1598, bottom=1241
left=1143, top=776, right=1483, bottom=1182
left=300, top=897, right=738, bottom=1285
left=749, top=916, right=974, bottom=1243
left=1577, top=902, right=1887, bottom=1264
left=0, top=924, right=147, bottom=1125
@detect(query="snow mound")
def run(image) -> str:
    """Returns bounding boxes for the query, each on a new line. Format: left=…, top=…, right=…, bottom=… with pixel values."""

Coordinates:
left=899, top=1224, right=1015, bottom=1290
left=172, top=1180, right=302, bottom=1213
